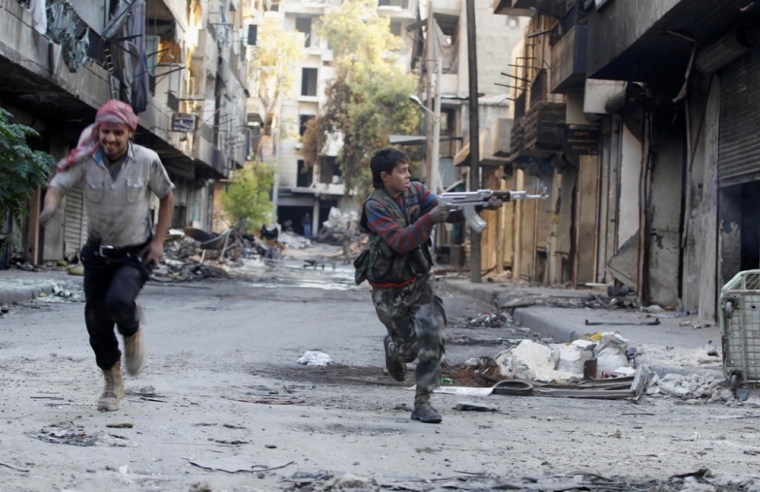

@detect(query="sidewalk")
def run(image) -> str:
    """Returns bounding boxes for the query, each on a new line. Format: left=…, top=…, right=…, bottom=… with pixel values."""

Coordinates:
left=441, top=277, right=723, bottom=377
left=0, top=268, right=82, bottom=306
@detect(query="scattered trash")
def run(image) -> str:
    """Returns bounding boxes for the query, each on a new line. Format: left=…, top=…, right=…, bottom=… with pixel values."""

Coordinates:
left=229, top=397, right=305, bottom=405
left=119, top=465, right=130, bottom=475
left=585, top=318, right=660, bottom=326
left=106, top=422, right=134, bottom=429
left=127, top=386, right=167, bottom=402
left=0, top=461, right=30, bottom=473
left=297, top=351, right=333, bottom=366
left=468, top=312, right=507, bottom=327
left=34, top=421, right=99, bottom=447
left=184, top=457, right=294, bottom=474
left=594, top=332, right=630, bottom=378
left=452, top=402, right=498, bottom=412
left=705, top=340, right=719, bottom=357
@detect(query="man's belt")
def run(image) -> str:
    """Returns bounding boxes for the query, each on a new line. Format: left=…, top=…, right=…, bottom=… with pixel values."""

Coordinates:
left=86, top=239, right=146, bottom=260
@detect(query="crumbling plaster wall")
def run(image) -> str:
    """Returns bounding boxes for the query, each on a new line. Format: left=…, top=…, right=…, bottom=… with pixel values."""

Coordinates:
left=647, top=117, right=683, bottom=308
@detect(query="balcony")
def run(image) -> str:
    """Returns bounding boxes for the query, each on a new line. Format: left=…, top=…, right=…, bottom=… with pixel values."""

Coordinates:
left=192, top=29, right=218, bottom=79
left=509, top=101, right=566, bottom=160
left=493, top=0, right=536, bottom=16
left=376, top=0, right=415, bottom=19
left=550, top=25, right=588, bottom=94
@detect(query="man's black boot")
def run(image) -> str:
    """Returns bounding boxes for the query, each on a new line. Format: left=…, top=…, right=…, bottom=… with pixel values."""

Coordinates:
left=384, top=335, right=407, bottom=382
left=411, top=394, right=442, bottom=424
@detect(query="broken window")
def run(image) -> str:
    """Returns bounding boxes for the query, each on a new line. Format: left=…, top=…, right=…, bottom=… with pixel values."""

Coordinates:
left=296, top=17, right=312, bottom=48
left=301, top=68, right=318, bottom=97
left=299, top=115, right=314, bottom=136
left=440, top=107, right=455, bottom=134
left=297, top=160, right=313, bottom=188
left=319, top=156, right=341, bottom=184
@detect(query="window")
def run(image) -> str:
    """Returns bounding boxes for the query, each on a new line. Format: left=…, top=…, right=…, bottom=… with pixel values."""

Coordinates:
left=319, top=156, right=341, bottom=184
left=297, top=160, right=313, bottom=188
left=299, top=115, right=314, bottom=136
left=301, top=68, right=318, bottom=97
left=390, top=21, right=402, bottom=37
left=378, top=0, right=409, bottom=7
left=295, top=17, right=312, bottom=48
left=440, top=107, right=455, bottom=134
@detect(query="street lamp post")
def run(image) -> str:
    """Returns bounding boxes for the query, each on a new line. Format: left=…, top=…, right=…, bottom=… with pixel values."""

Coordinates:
left=409, top=57, right=442, bottom=194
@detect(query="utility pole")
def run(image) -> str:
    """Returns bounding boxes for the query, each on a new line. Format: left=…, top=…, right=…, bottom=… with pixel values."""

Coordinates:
left=466, top=0, right=481, bottom=283
left=423, top=2, right=435, bottom=185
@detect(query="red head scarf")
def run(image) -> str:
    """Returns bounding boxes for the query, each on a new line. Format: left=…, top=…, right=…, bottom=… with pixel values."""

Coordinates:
left=57, top=100, right=140, bottom=172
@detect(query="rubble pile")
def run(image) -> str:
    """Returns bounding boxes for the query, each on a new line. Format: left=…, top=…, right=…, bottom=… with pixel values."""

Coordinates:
left=315, top=207, right=360, bottom=244
left=493, top=332, right=633, bottom=383
left=279, top=232, right=312, bottom=250
left=154, top=235, right=230, bottom=282
left=646, top=373, right=728, bottom=402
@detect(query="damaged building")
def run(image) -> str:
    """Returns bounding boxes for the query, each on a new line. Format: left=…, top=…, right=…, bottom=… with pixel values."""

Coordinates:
left=0, top=0, right=248, bottom=266
left=407, top=0, right=525, bottom=267
left=487, top=0, right=760, bottom=320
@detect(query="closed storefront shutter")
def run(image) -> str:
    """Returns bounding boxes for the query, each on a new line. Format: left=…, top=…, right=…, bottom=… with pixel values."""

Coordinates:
left=719, top=50, right=760, bottom=188
left=64, top=184, right=88, bottom=256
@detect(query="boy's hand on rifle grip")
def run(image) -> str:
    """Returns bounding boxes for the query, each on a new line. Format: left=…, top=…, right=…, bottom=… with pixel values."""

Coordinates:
left=427, top=205, right=451, bottom=223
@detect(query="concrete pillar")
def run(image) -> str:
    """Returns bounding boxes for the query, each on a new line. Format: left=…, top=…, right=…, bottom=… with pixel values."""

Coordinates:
left=312, top=198, right=319, bottom=237
left=28, top=187, right=40, bottom=265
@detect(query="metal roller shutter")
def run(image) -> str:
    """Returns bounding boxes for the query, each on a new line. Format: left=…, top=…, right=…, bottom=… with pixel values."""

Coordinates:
left=63, top=185, right=88, bottom=257
left=719, top=50, right=760, bottom=188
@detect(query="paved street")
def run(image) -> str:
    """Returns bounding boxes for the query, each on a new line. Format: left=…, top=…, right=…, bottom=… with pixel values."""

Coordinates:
left=1, top=267, right=759, bottom=491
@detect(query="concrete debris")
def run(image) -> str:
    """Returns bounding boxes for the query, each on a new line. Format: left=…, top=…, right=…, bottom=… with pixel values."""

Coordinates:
left=507, top=340, right=578, bottom=383
left=647, top=373, right=727, bottom=402
left=334, top=472, right=372, bottom=489
left=468, top=312, right=508, bottom=327
left=315, top=208, right=360, bottom=244
left=594, top=332, right=630, bottom=378
left=297, top=351, right=333, bottom=366
left=34, top=421, right=100, bottom=447
left=556, top=340, right=595, bottom=375
left=279, top=231, right=312, bottom=250
left=491, top=331, right=637, bottom=383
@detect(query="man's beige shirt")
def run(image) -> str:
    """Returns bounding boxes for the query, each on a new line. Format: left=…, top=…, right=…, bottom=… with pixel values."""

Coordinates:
left=50, top=143, right=174, bottom=247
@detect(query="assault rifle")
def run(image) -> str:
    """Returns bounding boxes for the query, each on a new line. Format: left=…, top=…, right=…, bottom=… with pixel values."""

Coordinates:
left=438, top=187, right=549, bottom=233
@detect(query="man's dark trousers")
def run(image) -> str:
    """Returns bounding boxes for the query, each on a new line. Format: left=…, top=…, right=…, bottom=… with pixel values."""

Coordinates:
left=81, top=243, right=150, bottom=370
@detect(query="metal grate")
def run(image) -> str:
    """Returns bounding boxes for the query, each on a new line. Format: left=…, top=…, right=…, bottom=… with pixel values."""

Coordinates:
left=720, top=270, right=760, bottom=384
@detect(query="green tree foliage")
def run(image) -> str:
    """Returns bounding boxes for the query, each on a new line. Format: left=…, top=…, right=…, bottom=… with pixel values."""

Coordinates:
left=220, top=164, right=275, bottom=231
left=0, top=108, right=55, bottom=226
left=301, top=0, right=419, bottom=195
left=248, top=17, right=303, bottom=152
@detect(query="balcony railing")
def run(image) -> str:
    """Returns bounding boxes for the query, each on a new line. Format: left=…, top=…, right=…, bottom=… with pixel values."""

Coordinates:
left=550, top=25, right=588, bottom=94
left=493, top=0, right=537, bottom=16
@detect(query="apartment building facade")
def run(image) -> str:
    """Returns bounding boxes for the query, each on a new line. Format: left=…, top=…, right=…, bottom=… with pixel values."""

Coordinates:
left=0, top=0, right=248, bottom=265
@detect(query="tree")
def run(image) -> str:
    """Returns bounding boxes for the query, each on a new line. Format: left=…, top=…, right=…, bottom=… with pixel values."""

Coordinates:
left=220, top=164, right=275, bottom=232
left=248, top=17, right=303, bottom=156
left=301, top=0, right=419, bottom=195
left=0, top=108, right=55, bottom=227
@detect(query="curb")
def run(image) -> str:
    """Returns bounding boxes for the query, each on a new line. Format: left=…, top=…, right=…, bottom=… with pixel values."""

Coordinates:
left=440, top=278, right=500, bottom=306
left=0, top=284, right=57, bottom=306
left=441, top=279, right=725, bottom=379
